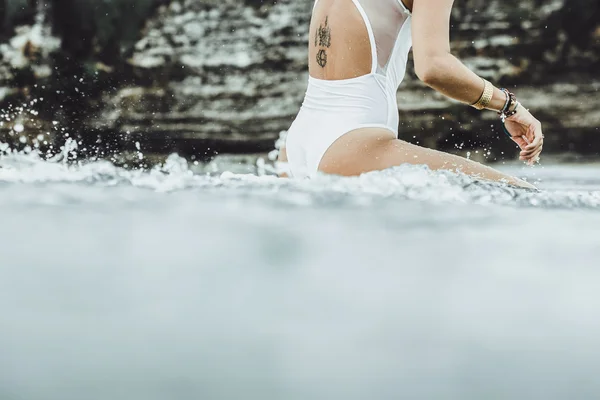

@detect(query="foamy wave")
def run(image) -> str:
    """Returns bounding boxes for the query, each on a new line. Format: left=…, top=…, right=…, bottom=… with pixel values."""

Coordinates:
left=0, top=147, right=202, bottom=192
left=1, top=145, right=599, bottom=209
left=219, top=167, right=600, bottom=209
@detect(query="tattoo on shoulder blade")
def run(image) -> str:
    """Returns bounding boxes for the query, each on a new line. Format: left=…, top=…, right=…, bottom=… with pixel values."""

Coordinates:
left=315, top=16, right=331, bottom=68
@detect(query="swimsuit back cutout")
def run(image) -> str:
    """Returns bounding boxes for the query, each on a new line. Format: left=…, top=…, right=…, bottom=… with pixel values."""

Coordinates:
left=284, top=0, right=413, bottom=178
left=312, top=0, right=411, bottom=79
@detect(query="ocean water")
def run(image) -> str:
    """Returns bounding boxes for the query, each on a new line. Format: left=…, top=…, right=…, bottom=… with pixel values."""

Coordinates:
left=2, top=148, right=600, bottom=400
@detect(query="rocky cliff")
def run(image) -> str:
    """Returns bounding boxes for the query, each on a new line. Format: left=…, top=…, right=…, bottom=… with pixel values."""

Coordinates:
left=0, top=0, right=599, bottom=163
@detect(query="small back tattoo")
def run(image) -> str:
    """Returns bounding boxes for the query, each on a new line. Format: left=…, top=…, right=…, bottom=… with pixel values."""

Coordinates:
left=314, top=16, right=332, bottom=68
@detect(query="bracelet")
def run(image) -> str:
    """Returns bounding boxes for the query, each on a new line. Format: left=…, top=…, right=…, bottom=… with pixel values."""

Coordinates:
left=500, top=88, right=511, bottom=114
left=471, top=78, right=494, bottom=110
left=501, top=101, right=520, bottom=122
left=499, top=89, right=517, bottom=115
left=498, top=88, right=519, bottom=122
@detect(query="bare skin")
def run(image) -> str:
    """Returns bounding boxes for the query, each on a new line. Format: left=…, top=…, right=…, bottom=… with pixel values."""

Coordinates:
left=410, top=0, right=543, bottom=163
left=318, top=128, right=533, bottom=188
left=278, top=0, right=543, bottom=190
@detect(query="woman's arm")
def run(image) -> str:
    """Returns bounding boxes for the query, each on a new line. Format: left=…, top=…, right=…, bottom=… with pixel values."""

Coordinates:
left=411, top=0, right=544, bottom=164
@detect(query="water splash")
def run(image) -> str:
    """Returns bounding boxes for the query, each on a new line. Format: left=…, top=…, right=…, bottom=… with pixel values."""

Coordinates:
left=1, top=143, right=599, bottom=210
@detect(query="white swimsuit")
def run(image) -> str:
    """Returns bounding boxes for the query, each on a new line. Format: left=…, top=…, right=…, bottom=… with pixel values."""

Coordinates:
left=285, top=0, right=413, bottom=178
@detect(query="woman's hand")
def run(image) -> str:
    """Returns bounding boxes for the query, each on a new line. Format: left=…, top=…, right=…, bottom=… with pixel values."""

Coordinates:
left=503, top=105, right=544, bottom=165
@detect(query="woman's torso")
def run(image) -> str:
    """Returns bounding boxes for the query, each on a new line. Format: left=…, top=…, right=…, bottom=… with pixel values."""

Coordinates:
left=284, top=0, right=413, bottom=178
left=301, top=0, right=413, bottom=133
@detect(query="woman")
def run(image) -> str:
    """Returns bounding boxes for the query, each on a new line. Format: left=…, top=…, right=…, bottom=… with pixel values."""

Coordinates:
left=278, top=0, right=544, bottom=189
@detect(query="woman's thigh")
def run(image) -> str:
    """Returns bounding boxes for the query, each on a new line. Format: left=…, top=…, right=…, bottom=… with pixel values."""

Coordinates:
left=318, top=127, right=534, bottom=189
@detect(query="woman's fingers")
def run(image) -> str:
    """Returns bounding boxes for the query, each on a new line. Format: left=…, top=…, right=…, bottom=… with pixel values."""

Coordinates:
left=525, top=123, right=543, bottom=151
left=520, top=150, right=541, bottom=165
left=520, top=146, right=543, bottom=165
left=512, top=135, right=528, bottom=150
left=524, top=123, right=536, bottom=143
left=505, top=108, right=543, bottom=165
left=520, top=125, right=543, bottom=158
left=520, top=147, right=542, bottom=160
left=520, top=135, right=543, bottom=163
left=525, top=148, right=542, bottom=164
left=528, top=152, right=541, bottom=165
left=520, top=146, right=541, bottom=157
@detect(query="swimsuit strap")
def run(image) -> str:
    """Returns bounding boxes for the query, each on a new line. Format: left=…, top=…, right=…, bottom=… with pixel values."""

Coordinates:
left=351, top=0, right=379, bottom=73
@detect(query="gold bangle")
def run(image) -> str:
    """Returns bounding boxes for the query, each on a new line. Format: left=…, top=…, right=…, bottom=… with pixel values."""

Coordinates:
left=471, top=78, right=494, bottom=110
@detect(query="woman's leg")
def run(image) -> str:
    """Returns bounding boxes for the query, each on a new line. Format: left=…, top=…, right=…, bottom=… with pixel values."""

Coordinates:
left=318, top=127, right=535, bottom=189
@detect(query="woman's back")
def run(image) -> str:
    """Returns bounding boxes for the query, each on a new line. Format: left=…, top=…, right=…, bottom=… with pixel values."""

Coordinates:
left=308, top=0, right=412, bottom=81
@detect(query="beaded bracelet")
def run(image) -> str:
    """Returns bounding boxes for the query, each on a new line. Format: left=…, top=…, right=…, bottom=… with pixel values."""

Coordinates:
left=498, top=89, right=518, bottom=122
left=500, top=88, right=511, bottom=114
left=500, top=101, right=521, bottom=138
left=502, top=102, right=520, bottom=122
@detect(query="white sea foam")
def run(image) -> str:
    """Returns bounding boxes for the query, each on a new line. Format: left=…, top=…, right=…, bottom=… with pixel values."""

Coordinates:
left=1, top=142, right=599, bottom=209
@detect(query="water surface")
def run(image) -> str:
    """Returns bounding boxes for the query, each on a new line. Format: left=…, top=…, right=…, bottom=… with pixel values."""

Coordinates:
left=1, top=151, right=600, bottom=399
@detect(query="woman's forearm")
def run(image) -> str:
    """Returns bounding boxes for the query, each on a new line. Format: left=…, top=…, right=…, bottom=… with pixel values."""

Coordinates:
left=410, top=0, right=544, bottom=164
left=411, top=0, right=507, bottom=112
left=415, top=52, right=507, bottom=112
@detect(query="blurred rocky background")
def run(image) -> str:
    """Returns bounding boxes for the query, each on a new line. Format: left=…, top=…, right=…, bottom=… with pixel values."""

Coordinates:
left=0, top=0, right=599, bottom=165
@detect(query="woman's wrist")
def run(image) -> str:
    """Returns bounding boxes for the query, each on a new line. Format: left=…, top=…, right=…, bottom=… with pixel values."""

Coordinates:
left=470, top=80, right=512, bottom=112
left=471, top=81, right=520, bottom=116
left=485, top=86, right=512, bottom=112
left=497, top=88, right=520, bottom=121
